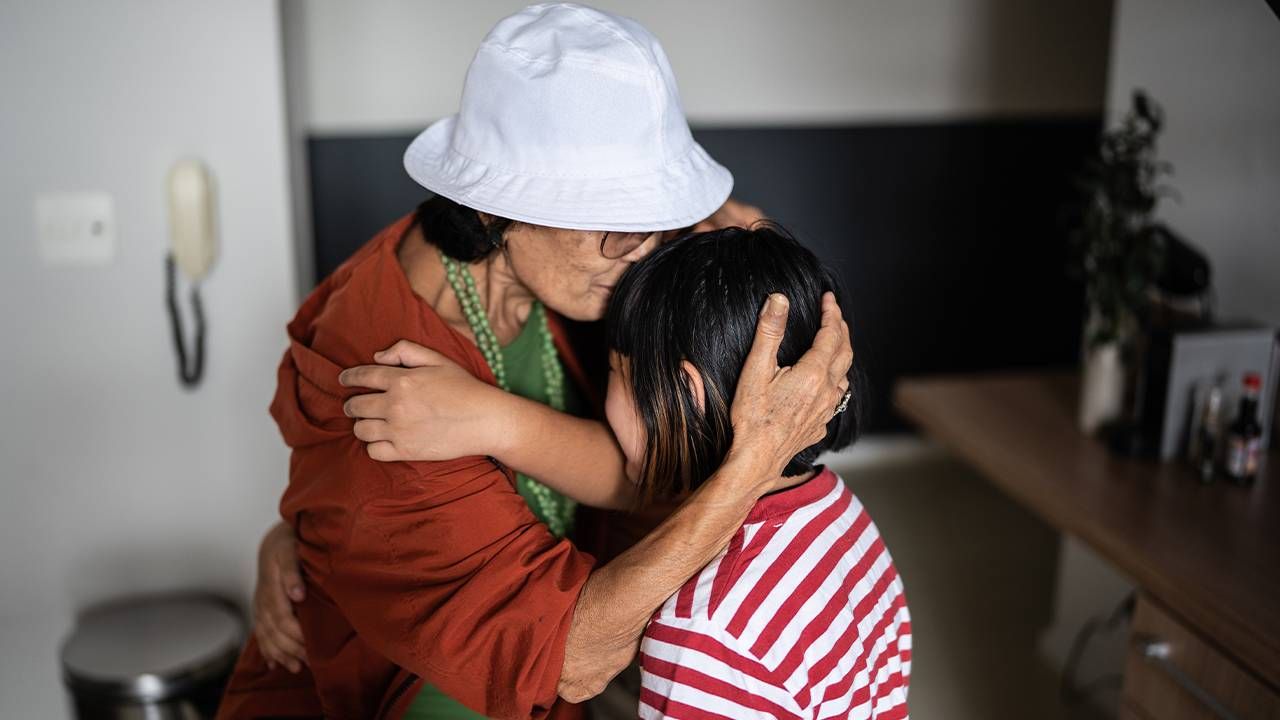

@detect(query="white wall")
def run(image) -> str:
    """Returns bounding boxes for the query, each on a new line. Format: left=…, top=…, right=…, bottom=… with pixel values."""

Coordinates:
left=288, top=0, right=1112, bottom=134
left=1108, top=0, right=1280, bottom=325
left=0, top=2, right=295, bottom=717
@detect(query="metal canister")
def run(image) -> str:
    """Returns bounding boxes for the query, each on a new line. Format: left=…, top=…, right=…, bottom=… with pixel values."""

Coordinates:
left=60, top=593, right=245, bottom=719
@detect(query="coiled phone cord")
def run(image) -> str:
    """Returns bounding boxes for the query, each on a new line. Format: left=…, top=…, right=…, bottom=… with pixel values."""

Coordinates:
left=165, top=253, right=205, bottom=387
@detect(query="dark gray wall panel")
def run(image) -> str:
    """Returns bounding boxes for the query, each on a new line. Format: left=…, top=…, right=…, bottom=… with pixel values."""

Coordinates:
left=308, top=119, right=1097, bottom=428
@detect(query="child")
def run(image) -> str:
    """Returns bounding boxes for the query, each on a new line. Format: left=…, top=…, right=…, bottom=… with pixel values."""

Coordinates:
left=605, top=225, right=912, bottom=719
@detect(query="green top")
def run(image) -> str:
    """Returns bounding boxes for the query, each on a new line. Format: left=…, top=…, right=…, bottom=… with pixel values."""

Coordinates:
left=403, top=307, right=583, bottom=720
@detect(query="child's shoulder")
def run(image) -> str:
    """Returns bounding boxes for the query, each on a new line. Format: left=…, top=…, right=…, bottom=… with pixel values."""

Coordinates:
left=651, top=468, right=863, bottom=644
left=640, top=470, right=911, bottom=717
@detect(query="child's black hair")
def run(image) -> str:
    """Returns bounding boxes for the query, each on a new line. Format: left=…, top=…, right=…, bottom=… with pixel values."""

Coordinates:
left=606, top=223, right=865, bottom=501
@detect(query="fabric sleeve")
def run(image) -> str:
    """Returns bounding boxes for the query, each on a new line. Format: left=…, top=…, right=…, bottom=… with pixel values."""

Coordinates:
left=324, top=455, right=595, bottom=720
left=637, top=618, right=807, bottom=720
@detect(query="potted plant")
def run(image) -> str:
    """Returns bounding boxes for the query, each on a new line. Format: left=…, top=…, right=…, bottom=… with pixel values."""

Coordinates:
left=1071, top=90, right=1173, bottom=433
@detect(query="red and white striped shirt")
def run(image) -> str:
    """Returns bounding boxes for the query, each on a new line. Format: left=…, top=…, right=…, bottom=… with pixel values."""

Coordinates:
left=639, top=468, right=911, bottom=719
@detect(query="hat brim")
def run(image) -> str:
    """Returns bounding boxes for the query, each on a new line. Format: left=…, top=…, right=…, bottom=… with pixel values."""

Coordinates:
left=403, top=115, right=733, bottom=233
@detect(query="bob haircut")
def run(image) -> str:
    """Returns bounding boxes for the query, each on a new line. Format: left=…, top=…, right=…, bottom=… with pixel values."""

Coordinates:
left=606, top=223, right=865, bottom=503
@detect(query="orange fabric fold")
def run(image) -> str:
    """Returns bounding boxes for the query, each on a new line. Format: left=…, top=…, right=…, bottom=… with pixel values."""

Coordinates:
left=218, top=215, right=594, bottom=720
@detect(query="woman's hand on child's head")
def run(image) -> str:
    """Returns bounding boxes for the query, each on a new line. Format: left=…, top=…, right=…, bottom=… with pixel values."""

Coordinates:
left=338, top=340, right=513, bottom=462
left=727, top=292, right=853, bottom=491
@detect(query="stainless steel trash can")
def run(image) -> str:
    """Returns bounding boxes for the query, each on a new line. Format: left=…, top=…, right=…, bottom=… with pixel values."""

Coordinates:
left=60, top=593, right=246, bottom=720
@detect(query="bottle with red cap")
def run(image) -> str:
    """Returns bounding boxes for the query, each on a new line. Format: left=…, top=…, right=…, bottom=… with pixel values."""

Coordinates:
left=1223, top=372, right=1264, bottom=484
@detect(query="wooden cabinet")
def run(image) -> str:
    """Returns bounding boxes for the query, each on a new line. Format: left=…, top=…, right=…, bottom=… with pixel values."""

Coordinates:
left=895, top=373, right=1280, bottom=719
left=1122, top=595, right=1280, bottom=720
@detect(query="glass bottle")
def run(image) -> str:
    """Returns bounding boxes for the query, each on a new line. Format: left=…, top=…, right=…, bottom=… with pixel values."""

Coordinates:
left=1223, top=372, right=1263, bottom=485
left=1195, top=385, right=1223, bottom=484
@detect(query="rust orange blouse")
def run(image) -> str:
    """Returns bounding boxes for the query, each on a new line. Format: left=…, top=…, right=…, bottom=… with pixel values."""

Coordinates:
left=217, top=215, right=597, bottom=720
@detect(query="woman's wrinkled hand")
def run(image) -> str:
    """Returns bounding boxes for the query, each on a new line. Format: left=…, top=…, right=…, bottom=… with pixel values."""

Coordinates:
left=729, top=292, right=854, bottom=488
left=338, top=340, right=510, bottom=463
left=253, top=522, right=307, bottom=673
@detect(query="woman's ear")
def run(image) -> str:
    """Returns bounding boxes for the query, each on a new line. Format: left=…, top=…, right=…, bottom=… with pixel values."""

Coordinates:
left=679, top=360, right=707, bottom=414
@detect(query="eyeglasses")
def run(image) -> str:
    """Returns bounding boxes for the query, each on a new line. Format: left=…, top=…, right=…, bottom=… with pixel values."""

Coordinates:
left=597, top=226, right=693, bottom=259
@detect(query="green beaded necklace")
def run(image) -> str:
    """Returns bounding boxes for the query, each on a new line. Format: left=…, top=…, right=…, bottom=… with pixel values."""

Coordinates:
left=440, top=250, right=576, bottom=537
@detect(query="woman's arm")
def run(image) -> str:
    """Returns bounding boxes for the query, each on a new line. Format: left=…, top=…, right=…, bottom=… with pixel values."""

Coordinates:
left=341, top=342, right=634, bottom=509
left=557, top=292, right=852, bottom=700
left=560, top=447, right=769, bottom=699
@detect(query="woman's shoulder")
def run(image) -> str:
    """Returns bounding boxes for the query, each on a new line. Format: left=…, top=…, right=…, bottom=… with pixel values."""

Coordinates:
left=287, top=220, right=489, bottom=382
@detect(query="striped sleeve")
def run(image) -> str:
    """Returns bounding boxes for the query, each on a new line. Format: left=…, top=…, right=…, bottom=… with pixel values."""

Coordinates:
left=638, top=618, right=806, bottom=720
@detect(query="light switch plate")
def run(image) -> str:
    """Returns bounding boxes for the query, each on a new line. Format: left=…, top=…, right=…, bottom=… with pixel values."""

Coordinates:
left=36, top=191, right=116, bottom=265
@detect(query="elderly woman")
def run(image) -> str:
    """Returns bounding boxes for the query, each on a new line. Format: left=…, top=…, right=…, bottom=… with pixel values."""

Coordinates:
left=218, top=5, right=852, bottom=720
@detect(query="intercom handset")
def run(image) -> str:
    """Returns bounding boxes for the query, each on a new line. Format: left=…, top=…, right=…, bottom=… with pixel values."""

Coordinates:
left=165, top=159, right=217, bottom=388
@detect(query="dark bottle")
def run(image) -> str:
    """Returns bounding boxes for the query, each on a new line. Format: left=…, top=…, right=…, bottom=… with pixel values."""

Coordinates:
left=1223, top=372, right=1263, bottom=485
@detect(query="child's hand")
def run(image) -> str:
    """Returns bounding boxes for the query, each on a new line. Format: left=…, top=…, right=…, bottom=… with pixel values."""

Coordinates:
left=338, top=340, right=515, bottom=462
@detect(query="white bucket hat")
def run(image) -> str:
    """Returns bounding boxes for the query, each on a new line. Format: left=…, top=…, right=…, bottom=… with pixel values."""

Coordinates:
left=403, top=2, right=732, bottom=232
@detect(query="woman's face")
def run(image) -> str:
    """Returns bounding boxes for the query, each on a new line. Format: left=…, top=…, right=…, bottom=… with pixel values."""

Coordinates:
left=503, top=225, right=663, bottom=321
left=605, top=352, right=646, bottom=483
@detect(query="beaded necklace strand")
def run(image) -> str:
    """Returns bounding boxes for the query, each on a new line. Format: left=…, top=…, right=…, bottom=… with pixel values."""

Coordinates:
left=440, top=250, right=575, bottom=537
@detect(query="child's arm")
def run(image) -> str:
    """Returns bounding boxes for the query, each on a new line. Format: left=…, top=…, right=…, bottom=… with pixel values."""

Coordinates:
left=489, top=393, right=635, bottom=509
left=339, top=339, right=636, bottom=509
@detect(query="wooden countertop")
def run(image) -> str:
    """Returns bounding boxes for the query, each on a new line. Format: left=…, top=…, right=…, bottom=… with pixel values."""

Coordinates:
left=895, top=371, right=1280, bottom=691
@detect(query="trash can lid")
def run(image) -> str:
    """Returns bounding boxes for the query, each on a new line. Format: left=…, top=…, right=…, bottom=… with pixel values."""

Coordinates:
left=61, top=594, right=245, bottom=702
